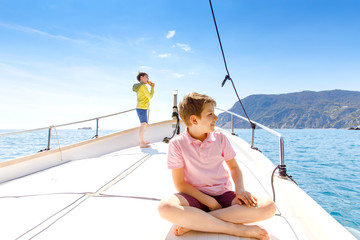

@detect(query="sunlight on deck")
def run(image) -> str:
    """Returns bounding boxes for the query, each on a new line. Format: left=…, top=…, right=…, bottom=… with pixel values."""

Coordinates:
left=0, top=138, right=297, bottom=239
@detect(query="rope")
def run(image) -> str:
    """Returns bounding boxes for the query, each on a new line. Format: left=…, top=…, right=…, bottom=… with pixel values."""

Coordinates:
left=15, top=195, right=87, bottom=239
left=53, top=126, right=63, bottom=161
left=163, top=106, right=180, bottom=143
left=208, top=0, right=255, bottom=129
left=208, top=2, right=298, bottom=205
left=271, top=165, right=298, bottom=202
left=0, top=192, right=161, bottom=201
left=13, top=154, right=153, bottom=238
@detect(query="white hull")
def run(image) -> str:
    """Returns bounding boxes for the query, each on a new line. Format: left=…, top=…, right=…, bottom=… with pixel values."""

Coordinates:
left=0, top=120, right=355, bottom=239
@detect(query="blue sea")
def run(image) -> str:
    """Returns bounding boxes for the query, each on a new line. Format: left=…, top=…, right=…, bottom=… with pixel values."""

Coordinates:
left=234, top=128, right=360, bottom=234
left=0, top=128, right=359, bottom=234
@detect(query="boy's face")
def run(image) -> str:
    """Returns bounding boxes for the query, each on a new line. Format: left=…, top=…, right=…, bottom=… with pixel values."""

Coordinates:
left=196, top=103, right=218, bottom=132
left=140, top=75, right=149, bottom=84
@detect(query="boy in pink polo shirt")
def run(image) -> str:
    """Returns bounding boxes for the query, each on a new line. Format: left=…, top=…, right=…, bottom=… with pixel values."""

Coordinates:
left=158, top=92, right=276, bottom=240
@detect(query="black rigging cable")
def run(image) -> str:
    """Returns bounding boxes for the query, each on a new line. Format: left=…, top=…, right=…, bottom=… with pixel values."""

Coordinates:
left=209, top=0, right=297, bottom=203
left=270, top=165, right=298, bottom=202
left=208, top=0, right=255, bottom=130
left=163, top=114, right=180, bottom=143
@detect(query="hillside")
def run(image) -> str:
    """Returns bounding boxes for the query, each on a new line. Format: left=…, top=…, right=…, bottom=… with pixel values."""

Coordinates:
left=216, top=90, right=360, bottom=129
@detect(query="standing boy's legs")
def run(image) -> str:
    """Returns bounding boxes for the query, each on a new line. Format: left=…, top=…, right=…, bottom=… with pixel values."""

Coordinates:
left=158, top=194, right=271, bottom=239
left=136, top=109, right=150, bottom=148
left=139, top=122, right=150, bottom=147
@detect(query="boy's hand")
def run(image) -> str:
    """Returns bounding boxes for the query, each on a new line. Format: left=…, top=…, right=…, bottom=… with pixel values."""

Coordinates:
left=236, top=191, right=258, bottom=207
left=207, top=197, right=222, bottom=211
left=148, top=81, right=155, bottom=87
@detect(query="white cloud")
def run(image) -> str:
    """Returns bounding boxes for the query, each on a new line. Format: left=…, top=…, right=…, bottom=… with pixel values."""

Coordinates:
left=176, top=43, right=191, bottom=52
left=166, top=30, right=176, bottom=39
left=172, top=73, right=184, bottom=78
left=0, top=21, right=84, bottom=44
left=158, top=53, right=171, bottom=58
left=84, top=33, right=122, bottom=45
left=140, top=65, right=152, bottom=70
left=135, top=37, right=146, bottom=45
left=0, top=62, right=38, bottom=81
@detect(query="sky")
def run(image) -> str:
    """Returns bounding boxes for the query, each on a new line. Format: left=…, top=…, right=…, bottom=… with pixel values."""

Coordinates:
left=0, top=0, right=359, bottom=130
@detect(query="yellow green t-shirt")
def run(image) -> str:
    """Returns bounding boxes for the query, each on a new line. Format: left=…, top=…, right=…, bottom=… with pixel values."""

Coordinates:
left=132, top=83, right=154, bottom=109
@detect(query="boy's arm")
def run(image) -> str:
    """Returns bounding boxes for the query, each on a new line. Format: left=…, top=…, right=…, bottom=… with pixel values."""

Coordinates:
left=149, top=85, right=154, bottom=98
left=141, top=84, right=154, bottom=99
left=226, top=158, right=258, bottom=207
left=139, top=84, right=154, bottom=99
left=172, top=168, right=222, bottom=211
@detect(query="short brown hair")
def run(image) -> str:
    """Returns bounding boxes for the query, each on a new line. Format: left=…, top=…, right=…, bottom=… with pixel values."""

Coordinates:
left=137, top=72, right=148, bottom=81
left=179, top=92, right=216, bottom=126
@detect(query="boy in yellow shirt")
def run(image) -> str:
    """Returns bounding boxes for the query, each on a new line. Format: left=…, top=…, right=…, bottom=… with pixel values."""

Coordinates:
left=132, top=72, right=155, bottom=148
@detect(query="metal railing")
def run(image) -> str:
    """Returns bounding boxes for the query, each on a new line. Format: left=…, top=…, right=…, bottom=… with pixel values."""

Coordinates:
left=1, top=107, right=284, bottom=165
left=0, top=109, right=136, bottom=151
left=216, top=108, right=285, bottom=167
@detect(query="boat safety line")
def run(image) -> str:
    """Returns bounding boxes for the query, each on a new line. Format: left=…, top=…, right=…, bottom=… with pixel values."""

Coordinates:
left=95, top=153, right=152, bottom=194
left=0, top=192, right=89, bottom=199
left=53, top=126, right=63, bottom=161
left=16, top=194, right=88, bottom=240
left=274, top=214, right=301, bottom=240
left=96, top=193, right=161, bottom=201
left=271, top=165, right=298, bottom=203
left=235, top=158, right=281, bottom=212
left=2, top=155, right=152, bottom=200
left=15, top=154, right=153, bottom=239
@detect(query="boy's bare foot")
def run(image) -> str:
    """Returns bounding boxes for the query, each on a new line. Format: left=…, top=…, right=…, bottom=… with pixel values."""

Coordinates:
left=174, top=226, right=191, bottom=236
left=232, top=224, right=270, bottom=240
left=140, top=144, right=150, bottom=148
left=174, top=224, right=268, bottom=240
left=174, top=224, right=268, bottom=239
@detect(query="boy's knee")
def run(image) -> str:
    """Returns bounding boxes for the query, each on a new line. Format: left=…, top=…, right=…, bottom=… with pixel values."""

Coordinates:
left=264, top=201, right=276, bottom=219
left=157, top=200, right=173, bottom=219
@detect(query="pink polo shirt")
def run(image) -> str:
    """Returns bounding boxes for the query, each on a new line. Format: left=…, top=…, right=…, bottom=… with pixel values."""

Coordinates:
left=167, top=129, right=236, bottom=196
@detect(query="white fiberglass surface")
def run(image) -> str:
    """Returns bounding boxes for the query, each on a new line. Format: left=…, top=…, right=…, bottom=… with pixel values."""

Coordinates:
left=0, top=136, right=300, bottom=239
left=103, top=142, right=176, bottom=200
left=0, top=147, right=149, bottom=196
left=0, top=194, right=83, bottom=239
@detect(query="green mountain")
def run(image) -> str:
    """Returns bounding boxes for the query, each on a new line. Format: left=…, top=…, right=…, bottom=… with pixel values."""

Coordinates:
left=216, top=90, right=360, bottom=129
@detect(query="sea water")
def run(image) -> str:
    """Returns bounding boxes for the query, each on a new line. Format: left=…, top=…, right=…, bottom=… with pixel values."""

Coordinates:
left=0, top=128, right=359, bottom=233
left=0, top=129, right=118, bottom=160
left=234, top=128, right=360, bottom=233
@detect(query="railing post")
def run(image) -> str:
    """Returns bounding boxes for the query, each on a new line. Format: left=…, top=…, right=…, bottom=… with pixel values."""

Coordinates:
left=279, top=136, right=285, bottom=166
left=231, top=115, right=235, bottom=135
left=251, top=127, right=255, bottom=149
left=47, top=126, right=52, bottom=150
left=277, top=135, right=288, bottom=178
left=173, top=90, right=178, bottom=120
left=95, top=118, right=99, bottom=138
left=1, top=109, right=138, bottom=154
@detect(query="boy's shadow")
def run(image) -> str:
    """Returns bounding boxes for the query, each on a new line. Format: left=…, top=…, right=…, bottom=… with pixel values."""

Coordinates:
left=140, top=146, right=166, bottom=155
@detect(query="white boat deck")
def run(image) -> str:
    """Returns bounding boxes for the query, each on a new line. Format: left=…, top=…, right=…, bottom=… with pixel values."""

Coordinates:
left=0, top=122, right=355, bottom=239
left=0, top=137, right=298, bottom=240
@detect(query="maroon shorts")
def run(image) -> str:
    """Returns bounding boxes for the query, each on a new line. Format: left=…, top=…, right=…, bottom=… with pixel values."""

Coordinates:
left=178, top=191, right=236, bottom=212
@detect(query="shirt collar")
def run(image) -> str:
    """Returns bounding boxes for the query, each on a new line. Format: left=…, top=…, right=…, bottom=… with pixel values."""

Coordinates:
left=185, top=128, right=216, bottom=144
